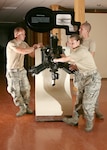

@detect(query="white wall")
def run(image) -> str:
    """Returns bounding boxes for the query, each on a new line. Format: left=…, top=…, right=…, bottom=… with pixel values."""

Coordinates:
left=61, top=13, right=107, bottom=78
left=86, top=13, right=107, bottom=78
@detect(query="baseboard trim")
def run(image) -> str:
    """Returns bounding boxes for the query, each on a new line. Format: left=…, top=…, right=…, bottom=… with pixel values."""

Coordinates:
left=35, top=116, right=63, bottom=122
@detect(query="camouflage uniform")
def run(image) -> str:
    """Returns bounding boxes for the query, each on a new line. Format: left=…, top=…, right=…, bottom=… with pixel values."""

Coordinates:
left=6, top=68, right=31, bottom=107
left=63, top=45, right=101, bottom=131
left=6, top=39, right=33, bottom=116
left=74, top=70, right=101, bottom=122
left=82, top=38, right=103, bottom=119
left=71, top=45, right=102, bottom=122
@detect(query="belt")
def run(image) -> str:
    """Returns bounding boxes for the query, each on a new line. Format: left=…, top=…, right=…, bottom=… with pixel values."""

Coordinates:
left=7, top=67, right=24, bottom=72
left=80, top=70, right=97, bottom=76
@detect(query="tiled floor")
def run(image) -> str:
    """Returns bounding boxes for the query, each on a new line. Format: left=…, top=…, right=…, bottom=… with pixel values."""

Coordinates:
left=0, top=69, right=107, bottom=150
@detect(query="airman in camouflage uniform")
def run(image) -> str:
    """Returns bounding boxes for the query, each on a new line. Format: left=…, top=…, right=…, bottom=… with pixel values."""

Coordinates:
left=79, top=21, right=104, bottom=119
left=54, top=34, right=101, bottom=132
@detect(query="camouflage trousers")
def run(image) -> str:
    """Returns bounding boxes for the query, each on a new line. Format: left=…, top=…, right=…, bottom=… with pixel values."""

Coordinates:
left=73, top=70, right=101, bottom=122
left=6, top=68, right=31, bottom=107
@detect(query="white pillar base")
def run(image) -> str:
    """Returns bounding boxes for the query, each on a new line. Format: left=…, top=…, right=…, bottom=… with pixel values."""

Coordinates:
left=35, top=49, right=72, bottom=121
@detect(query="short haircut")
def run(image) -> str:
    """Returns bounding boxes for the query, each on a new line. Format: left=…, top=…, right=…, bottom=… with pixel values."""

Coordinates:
left=81, top=21, right=91, bottom=32
left=14, top=27, right=25, bottom=38
left=70, top=34, right=83, bottom=44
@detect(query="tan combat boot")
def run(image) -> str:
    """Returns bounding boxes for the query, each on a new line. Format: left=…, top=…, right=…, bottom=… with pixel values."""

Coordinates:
left=16, top=105, right=27, bottom=117
left=62, top=111, right=79, bottom=126
left=85, top=120, right=93, bottom=132
left=26, top=105, right=33, bottom=114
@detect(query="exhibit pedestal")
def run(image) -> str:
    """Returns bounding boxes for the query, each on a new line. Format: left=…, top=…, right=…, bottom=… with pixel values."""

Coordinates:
left=35, top=49, right=72, bottom=121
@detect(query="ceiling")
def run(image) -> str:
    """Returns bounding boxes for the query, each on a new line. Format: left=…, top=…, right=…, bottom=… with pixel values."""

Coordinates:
left=0, top=0, right=107, bottom=25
